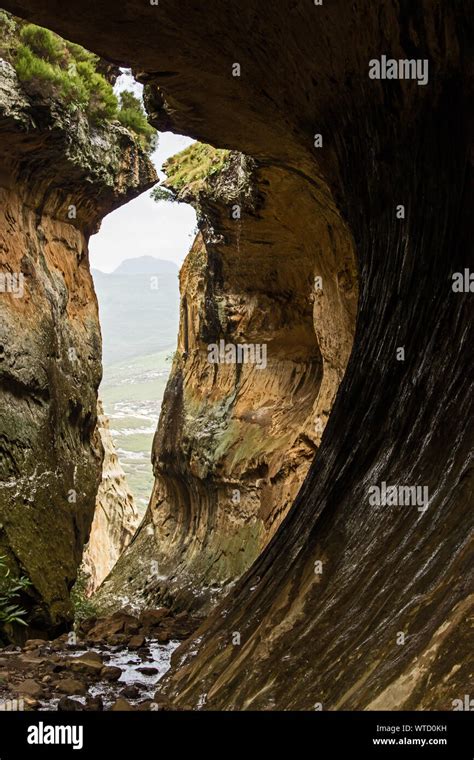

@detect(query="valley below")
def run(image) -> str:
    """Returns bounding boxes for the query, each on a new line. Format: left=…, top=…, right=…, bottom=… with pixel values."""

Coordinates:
left=100, top=350, right=171, bottom=512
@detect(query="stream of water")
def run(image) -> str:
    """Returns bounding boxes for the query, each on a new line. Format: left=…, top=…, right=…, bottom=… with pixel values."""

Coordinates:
left=40, top=640, right=179, bottom=710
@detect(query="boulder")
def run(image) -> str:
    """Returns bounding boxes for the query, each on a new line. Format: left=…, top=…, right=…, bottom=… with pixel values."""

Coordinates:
left=127, top=635, right=145, bottom=650
left=24, top=639, right=47, bottom=650
left=86, top=696, right=103, bottom=711
left=67, top=652, right=103, bottom=676
left=56, top=678, right=87, bottom=696
left=136, top=666, right=158, bottom=676
left=139, top=609, right=170, bottom=628
left=88, top=612, right=140, bottom=642
left=58, top=696, right=84, bottom=711
left=100, top=666, right=122, bottom=682
left=110, top=697, right=134, bottom=711
left=120, top=684, right=140, bottom=699
left=14, top=679, right=43, bottom=698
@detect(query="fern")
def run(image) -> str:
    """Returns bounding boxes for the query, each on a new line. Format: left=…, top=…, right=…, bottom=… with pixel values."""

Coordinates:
left=0, top=556, right=31, bottom=626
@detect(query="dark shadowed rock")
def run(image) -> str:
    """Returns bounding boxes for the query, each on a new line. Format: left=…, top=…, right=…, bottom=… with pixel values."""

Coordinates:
left=58, top=696, right=84, bottom=712
left=110, top=698, right=134, bottom=712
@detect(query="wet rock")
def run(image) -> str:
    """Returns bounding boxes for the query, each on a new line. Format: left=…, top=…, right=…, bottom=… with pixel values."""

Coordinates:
left=139, top=609, right=170, bottom=629
left=56, top=678, right=87, bottom=696
left=67, top=652, right=103, bottom=677
left=50, top=640, right=68, bottom=652
left=152, top=694, right=175, bottom=711
left=23, top=697, right=40, bottom=710
left=14, top=679, right=43, bottom=698
left=18, top=655, right=45, bottom=666
left=87, top=613, right=140, bottom=642
left=24, top=639, right=47, bottom=651
left=120, top=684, right=140, bottom=699
left=136, top=700, right=155, bottom=711
left=109, top=697, right=134, bottom=712
left=78, top=618, right=97, bottom=636
left=100, top=666, right=122, bottom=682
left=136, top=666, right=158, bottom=676
left=86, top=696, right=103, bottom=711
left=128, top=635, right=145, bottom=650
left=106, top=634, right=128, bottom=646
left=58, top=696, right=84, bottom=711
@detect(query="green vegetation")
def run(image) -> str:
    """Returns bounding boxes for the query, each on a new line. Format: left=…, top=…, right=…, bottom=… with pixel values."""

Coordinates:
left=152, top=142, right=230, bottom=202
left=0, top=10, right=18, bottom=60
left=151, top=185, right=179, bottom=203
left=0, top=555, right=31, bottom=629
left=117, top=90, right=157, bottom=153
left=0, top=11, right=156, bottom=152
left=71, top=568, right=97, bottom=622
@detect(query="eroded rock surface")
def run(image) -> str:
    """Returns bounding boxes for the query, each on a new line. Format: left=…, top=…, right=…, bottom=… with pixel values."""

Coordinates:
left=95, top=149, right=356, bottom=614
left=81, top=402, right=140, bottom=595
left=0, top=57, right=156, bottom=638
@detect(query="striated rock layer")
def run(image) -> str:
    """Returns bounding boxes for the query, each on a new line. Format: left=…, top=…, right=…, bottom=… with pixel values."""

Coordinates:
left=81, top=402, right=140, bottom=596
left=0, top=57, right=156, bottom=638
left=94, top=149, right=356, bottom=614
left=3, top=0, right=473, bottom=709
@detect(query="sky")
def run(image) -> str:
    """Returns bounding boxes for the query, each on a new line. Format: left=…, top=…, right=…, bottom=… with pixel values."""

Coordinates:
left=89, top=72, right=197, bottom=273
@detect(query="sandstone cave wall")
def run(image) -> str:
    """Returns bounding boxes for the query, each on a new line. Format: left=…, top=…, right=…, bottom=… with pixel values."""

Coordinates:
left=81, top=401, right=140, bottom=596
left=0, top=58, right=156, bottom=637
left=94, top=151, right=357, bottom=614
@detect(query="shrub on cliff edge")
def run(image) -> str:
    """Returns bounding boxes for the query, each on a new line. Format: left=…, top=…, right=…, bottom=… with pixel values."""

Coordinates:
left=152, top=142, right=230, bottom=203
left=117, top=90, right=157, bottom=154
left=0, top=13, right=157, bottom=152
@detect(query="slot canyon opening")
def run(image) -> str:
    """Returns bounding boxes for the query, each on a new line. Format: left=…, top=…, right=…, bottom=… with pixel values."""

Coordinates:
left=89, top=131, right=359, bottom=618
left=79, top=68, right=199, bottom=596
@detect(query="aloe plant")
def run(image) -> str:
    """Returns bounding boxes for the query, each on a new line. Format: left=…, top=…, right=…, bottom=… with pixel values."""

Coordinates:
left=0, top=555, right=31, bottom=626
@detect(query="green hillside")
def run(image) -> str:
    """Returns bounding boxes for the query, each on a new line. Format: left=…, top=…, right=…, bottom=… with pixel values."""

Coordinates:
left=92, top=258, right=180, bottom=511
left=92, top=261, right=179, bottom=366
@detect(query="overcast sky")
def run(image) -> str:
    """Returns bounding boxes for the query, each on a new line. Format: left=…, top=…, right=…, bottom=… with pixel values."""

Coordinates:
left=89, top=73, right=197, bottom=273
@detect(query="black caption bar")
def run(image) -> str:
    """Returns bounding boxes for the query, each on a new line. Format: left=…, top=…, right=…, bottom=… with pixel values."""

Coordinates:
left=0, top=711, right=472, bottom=758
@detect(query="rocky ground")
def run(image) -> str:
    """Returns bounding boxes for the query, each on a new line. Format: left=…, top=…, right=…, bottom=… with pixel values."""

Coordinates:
left=0, top=609, right=199, bottom=711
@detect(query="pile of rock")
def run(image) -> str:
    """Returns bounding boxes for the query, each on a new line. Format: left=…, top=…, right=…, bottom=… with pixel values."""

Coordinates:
left=79, top=607, right=195, bottom=647
left=0, top=608, right=199, bottom=711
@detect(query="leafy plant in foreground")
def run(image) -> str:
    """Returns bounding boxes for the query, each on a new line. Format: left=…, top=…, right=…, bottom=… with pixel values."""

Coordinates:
left=0, top=555, right=31, bottom=627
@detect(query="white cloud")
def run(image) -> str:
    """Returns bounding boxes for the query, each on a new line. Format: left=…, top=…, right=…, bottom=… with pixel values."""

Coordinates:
left=90, top=131, right=197, bottom=273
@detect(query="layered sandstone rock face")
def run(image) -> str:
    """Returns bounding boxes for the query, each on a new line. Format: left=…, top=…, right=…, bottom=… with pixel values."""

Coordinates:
left=0, top=57, right=156, bottom=637
left=81, top=402, right=140, bottom=596
left=94, top=149, right=356, bottom=613
left=3, top=0, right=473, bottom=710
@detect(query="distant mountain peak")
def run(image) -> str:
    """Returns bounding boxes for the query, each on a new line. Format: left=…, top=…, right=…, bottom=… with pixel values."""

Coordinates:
left=113, top=256, right=179, bottom=275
